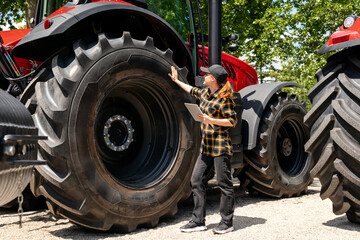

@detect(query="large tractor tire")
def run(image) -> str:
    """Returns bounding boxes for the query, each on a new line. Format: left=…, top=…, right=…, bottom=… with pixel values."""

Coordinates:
left=0, top=90, right=36, bottom=206
left=304, top=47, right=360, bottom=223
left=242, top=92, right=311, bottom=197
left=26, top=32, right=200, bottom=231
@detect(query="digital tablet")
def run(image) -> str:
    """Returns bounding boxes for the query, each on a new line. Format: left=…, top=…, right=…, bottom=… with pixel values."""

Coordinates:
left=184, top=103, right=203, bottom=122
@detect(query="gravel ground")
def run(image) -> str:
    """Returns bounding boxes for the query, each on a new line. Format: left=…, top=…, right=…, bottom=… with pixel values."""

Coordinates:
left=1, top=178, right=359, bottom=240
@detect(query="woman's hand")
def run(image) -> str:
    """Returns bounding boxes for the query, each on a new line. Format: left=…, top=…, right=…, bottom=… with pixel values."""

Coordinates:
left=198, top=114, right=213, bottom=124
left=198, top=113, right=234, bottom=127
left=169, top=66, right=193, bottom=93
left=168, top=66, right=178, bottom=82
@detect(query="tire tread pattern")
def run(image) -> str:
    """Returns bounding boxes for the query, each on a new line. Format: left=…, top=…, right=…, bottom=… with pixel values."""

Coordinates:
left=27, top=32, right=193, bottom=231
left=305, top=47, right=360, bottom=223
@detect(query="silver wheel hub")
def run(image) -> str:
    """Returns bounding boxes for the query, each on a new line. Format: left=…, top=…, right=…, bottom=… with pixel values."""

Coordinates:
left=281, top=138, right=292, bottom=157
left=103, top=115, right=135, bottom=152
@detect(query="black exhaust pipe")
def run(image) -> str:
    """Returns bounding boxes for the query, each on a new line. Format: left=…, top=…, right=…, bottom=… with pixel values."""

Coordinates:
left=208, top=0, right=222, bottom=65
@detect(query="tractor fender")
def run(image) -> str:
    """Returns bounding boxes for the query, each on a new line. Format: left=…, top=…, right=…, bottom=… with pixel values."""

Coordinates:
left=239, top=82, right=302, bottom=150
left=12, top=2, right=193, bottom=75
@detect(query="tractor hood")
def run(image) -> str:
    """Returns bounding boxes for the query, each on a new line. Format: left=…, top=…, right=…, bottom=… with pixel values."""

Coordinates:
left=318, top=15, right=360, bottom=54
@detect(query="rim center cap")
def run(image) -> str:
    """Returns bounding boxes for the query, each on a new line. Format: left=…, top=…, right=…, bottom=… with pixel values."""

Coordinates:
left=103, top=115, right=135, bottom=152
left=281, top=138, right=292, bottom=157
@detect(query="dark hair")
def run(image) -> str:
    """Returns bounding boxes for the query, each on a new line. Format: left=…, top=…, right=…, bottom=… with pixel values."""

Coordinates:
left=217, top=81, right=233, bottom=99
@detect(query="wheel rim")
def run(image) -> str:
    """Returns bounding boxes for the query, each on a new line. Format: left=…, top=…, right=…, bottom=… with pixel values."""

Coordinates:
left=276, top=118, right=307, bottom=177
left=103, top=115, right=135, bottom=151
left=95, top=77, right=179, bottom=189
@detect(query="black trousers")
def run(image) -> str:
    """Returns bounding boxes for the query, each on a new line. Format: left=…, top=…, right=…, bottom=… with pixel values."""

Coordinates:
left=191, top=154, right=234, bottom=225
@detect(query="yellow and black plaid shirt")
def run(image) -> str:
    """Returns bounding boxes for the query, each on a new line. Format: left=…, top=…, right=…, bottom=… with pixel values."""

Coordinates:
left=190, top=87, right=237, bottom=157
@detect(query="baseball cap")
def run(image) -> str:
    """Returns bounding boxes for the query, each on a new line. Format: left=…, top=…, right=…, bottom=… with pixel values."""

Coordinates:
left=200, top=64, right=228, bottom=82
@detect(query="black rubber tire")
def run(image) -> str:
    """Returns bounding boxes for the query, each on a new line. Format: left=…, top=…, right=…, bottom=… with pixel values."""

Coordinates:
left=27, top=32, right=200, bottom=231
left=243, top=92, right=311, bottom=197
left=0, top=90, right=36, bottom=206
left=304, top=47, right=360, bottom=223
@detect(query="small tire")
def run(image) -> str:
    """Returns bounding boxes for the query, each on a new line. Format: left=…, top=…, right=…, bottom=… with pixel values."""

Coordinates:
left=27, top=32, right=200, bottom=231
left=243, top=92, right=311, bottom=197
left=304, top=47, right=360, bottom=223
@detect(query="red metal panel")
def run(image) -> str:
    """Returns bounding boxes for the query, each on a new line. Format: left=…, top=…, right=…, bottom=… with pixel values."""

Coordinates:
left=198, top=46, right=258, bottom=92
left=326, top=19, right=360, bottom=46
left=0, top=29, right=34, bottom=75
left=0, top=29, right=31, bottom=46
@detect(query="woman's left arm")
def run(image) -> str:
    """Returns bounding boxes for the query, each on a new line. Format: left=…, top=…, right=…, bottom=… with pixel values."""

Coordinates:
left=197, top=114, right=233, bottom=127
left=198, top=98, right=237, bottom=127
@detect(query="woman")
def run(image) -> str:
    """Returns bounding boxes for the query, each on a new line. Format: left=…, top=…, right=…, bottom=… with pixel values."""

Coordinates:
left=169, top=64, right=237, bottom=234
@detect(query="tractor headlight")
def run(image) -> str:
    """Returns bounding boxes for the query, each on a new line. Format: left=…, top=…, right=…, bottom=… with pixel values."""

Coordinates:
left=343, top=15, right=357, bottom=29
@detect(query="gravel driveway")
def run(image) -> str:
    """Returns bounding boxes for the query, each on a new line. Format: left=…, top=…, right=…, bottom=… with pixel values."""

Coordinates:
left=0, top=178, right=359, bottom=240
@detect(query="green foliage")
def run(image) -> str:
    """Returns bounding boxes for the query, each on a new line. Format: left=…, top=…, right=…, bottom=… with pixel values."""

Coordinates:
left=218, top=0, right=360, bottom=109
left=0, top=1, right=26, bottom=31
left=147, top=0, right=191, bottom=40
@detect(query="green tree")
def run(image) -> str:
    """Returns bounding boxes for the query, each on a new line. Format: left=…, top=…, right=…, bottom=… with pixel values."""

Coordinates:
left=0, top=1, right=26, bottom=30
left=0, top=0, right=37, bottom=30
left=147, top=0, right=191, bottom=40
left=218, top=0, right=360, bottom=107
left=279, top=0, right=360, bottom=106
left=198, top=0, right=286, bottom=83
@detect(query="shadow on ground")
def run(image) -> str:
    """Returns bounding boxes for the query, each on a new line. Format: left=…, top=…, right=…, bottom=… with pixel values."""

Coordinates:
left=207, top=215, right=266, bottom=233
left=1, top=179, right=323, bottom=239
left=323, top=215, right=360, bottom=232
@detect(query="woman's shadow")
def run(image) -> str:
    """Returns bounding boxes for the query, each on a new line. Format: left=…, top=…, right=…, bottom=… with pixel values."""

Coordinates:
left=207, top=215, right=266, bottom=233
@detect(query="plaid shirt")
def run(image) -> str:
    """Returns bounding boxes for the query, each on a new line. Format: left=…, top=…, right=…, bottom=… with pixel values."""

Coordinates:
left=190, top=87, right=237, bottom=157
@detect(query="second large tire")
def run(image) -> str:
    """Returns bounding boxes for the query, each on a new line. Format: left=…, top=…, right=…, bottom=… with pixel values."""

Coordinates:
left=304, top=46, right=360, bottom=223
left=26, top=32, right=200, bottom=231
left=242, top=92, right=311, bottom=197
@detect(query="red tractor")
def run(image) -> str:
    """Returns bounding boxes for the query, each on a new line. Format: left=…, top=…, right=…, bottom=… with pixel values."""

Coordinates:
left=305, top=15, right=360, bottom=223
left=0, top=0, right=310, bottom=232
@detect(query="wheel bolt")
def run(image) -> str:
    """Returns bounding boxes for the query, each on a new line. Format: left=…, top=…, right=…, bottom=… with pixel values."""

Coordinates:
left=4, top=145, right=16, bottom=156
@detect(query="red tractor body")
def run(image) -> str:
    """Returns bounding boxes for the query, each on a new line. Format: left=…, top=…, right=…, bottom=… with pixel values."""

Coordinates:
left=318, top=15, right=360, bottom=54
